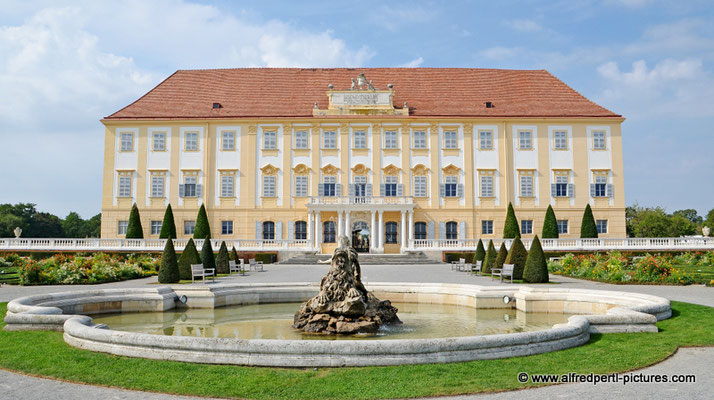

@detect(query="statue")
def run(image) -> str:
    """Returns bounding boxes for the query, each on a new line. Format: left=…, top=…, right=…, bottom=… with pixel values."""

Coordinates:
left=293, top=235, right=400, bottom=334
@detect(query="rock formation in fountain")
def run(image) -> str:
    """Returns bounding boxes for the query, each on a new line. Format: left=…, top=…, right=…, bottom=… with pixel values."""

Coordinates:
left=293, top=236, right=401, bottom=334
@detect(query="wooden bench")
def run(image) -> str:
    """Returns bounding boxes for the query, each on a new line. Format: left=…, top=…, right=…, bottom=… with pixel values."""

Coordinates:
left=191, top=264, right=215, bottom=283
left=229, top=260, right=247, bottom=275
left=491, top=263, right=514, bottom=283
left=471, top=260, right=482, bottom=274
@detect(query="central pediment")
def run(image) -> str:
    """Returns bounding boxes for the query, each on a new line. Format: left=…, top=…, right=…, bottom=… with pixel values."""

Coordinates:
left=313, top=73, right=409, bottom=117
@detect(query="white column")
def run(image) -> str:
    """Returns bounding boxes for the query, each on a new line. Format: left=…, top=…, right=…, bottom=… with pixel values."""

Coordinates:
left=408, top=210, right=414, bottom=249
left=307, top=211, right=313, bottom=246
left=337, top=211, right=344, bottom=239
left=400, top=210, right=407, bottom=251
left=378, top=210, right=384, bottom=251
left=370, top=210, right=377, bottom=252
left=345, top=211, right=351, bottom=240
left=315, top=211, right=321, bottom=250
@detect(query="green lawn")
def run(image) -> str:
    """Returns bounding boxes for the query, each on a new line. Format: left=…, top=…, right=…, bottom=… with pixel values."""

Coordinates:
left=1, top=301, right=713, bottom=399
left=675, top=263, right=714, bottom=284
left=0, top=266, right=19, bottom=284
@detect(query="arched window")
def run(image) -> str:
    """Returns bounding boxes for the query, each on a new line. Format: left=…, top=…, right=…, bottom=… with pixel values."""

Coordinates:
left=414, top=222, right=427, bottom=240
left=323, top=221, right=336, bottom=243
left=445, top=221, right=458, bottom=240
left=385, top=221, right=398, bottom=244
left=294, top=221, right=307, bottom=240
left=262, top=221, right=275, bottom=240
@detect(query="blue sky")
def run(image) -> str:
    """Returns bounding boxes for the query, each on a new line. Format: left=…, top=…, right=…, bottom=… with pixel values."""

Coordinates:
left=0, top=0, right=712, bottom=219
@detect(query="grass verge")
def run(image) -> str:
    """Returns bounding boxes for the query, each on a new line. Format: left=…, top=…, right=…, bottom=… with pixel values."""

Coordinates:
left=1, top=301, right=713, bottom=399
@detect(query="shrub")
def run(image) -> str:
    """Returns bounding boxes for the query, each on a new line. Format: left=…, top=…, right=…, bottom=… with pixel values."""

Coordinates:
left=125, top=203, right=144, bottom=239
left=200, top=238, right=216, bottom=272
left=444, top=252, right=474, bottom=263
left=495, top=242, right=508, bottom=271
left=231, top=246, right=240, bottom=264
left=474, top=239, right=485, bottom=263
left=482, top=240, right=497, bottom=274
left=18, top=253, right=147, bottom=285
left=542, top=205, right=559, bottom=238
left=523, top=236, right=549, bottom=283
left=254, top=253, right=277, bottom=264
left=505, top=237, right=528, bottom=280
left=159, top=204, right=177, bottom=239
left=178, top=239, right=200, bottom=280
left=503, top=202, right=520, bottom=238
left=215, top=241, right=229, bottom=274
left=581, top=204, right=598, bottom=238
left=194, top=204, right=211, bottom=240
left=158, top=238, right=179, bottom=283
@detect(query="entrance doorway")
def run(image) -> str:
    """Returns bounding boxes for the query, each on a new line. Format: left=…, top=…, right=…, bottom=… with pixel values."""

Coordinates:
left=352, top=221, right=370, bottom=253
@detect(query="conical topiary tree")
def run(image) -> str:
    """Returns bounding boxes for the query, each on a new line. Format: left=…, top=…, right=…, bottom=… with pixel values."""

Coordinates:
left=581, top=204, right=598, bottom=238
left=159, top=204, right=177, bottom=239
left=474, top=239, right=486, bottom=264
left=482, top=240, right=497, bottom=274
left=158, top=237, right=179, bottom=283
left=216, top=241, right=229, bottom=274
left=231, top=246, right=240, bottom=264
left=200, top=237, right=216, bottom=273
left=523, top=235, right=549, bottom=283
left=125, top=203, right=144, bottom=239
left=194, top=204, right=211, bottom=240
left=542, top=205, right=559, bottom=239
left=495, top=242, right=508, bottom=272
left=505, top=236, right=528, bottom=280
left=503, top=202, right=520, bottom=238
left=178, top=238, right=200, bottom=280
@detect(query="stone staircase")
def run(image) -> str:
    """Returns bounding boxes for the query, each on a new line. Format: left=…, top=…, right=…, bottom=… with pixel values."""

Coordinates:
left=279, top=252, right=440, bottom=265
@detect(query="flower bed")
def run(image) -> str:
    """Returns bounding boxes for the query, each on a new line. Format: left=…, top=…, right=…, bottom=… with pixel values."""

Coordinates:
left=1, top=253, right=160, bottom=285
left=547, top=251, right=712, bottom=285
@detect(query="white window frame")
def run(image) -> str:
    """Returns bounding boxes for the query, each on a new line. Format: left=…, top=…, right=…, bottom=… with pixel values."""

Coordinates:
left=521, top=220, right=533, bottom=235
left=117, top=221, right=128, bottom=235
left=413, top=176, right=427, bottom=197
left=323, top=131, right=336, bottom=149
left=152, top=132, right=166, bottom=151
left=594, top=176, right=607, bottom=197
left=150, top=175, right=164, bottom=198
left=150, top=221, right=162, bottom=235
left=120, top=133, right=133, bottom=152
left=263, top=175, right=276, bottom=197
left=353, top=130, right=367, bottom=149
left=222, top=131, right=235, bottom=151
left=384, top=131, right=398, bottom=149
left=413, top=131, right=427, bottom=149
left=263, top=131, right=277, bottom=149
left=555, top=176, right=568, bottom=197
left=479, top=130, right=493, bottom=150
left=184, top=132, right=198, bottom=151
left=184, top=220, right=196, bottom=235
left=557, top=220, right=569, bottom=234
left=480, top=175, right=494, bottom=197
left=593, top=131, right=606, bottom=150
left=295, top=175, right=308, bottom=197
left=220, top=175, right=234, bottom=198
left=294, top=130, right=308, bottom=149
left=118, top=176, right=132, bottom=198
left=322, top=175, right=336, bottom=197
left=519, top=131, right=532, bottom=150
left=354, top=175, right=367, bottom=197
left=554, top=130, right=568, bottom=150
left=444, top=175, right=458, bottom=197
left=384, top=175, right=398, bottom=197
left=221, top=220, right=233, bottom=235
left=481, top=220, right=494, bottom=235
left=520, top=175, right=534, bottom=197
left=183, top=175, right=197, bottom=197
left=444, top=131, right=457, bottom=149
left=596, top=219, right=608, bottom=234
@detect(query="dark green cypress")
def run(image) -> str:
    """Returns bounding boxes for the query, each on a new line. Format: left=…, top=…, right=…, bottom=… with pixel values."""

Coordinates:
left=482, top=240, right=497, bottom=274
left=231, top=246, right=240, bottom=264
left=542, top=205, right=559, bottom=239
left=125, top=203, right=144, bottom=239
left=200, top=237, right=216, bottom=273
left=523, top=235, right=549, bottom=283
left=580, top=204, right=599, bottom=238
left=474, top=239, right=486, bottom=263
left=503, top=202, right=520, bottom=238
left=194, top=204, right=211, bottom=240
left=159, top=204, right=177, bottom=239
left=216, top=241, right=229, bottom=274
left=495, top=242, right=508, bottom=272
left=178, top=238, right=200, bottom=280
left=505, top=237, right=528, bottom=280
left=158, top=237, right=179, bottom=283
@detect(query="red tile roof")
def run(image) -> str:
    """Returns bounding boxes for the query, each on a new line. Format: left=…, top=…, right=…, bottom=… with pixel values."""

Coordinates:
left=105, top=68, right=620, bottom=120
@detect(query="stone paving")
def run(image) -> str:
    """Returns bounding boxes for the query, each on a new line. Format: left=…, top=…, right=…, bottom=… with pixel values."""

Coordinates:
left=1, top=263, right=713, bottom=399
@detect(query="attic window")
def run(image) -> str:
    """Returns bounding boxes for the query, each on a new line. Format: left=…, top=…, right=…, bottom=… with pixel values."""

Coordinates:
left=485, top=102, right=494, bottom=108
left=212, top=103, right=222, bottom=109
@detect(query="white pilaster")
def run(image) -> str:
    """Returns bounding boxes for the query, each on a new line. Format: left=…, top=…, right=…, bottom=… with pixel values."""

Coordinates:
left=307, top=212, right=313, bottom=246
left=408, top=211, right=414, bottom=249
left=337, top=211, right=344, bottom=239
left=345, top=211, right=351, bottom=240
left=315, top=211, right=322, bottom=251
left=400, top=210, right=407, bottom=251
left=370, top=210, right=377, bottom=252
left=378, top=210, right=384, bottom=252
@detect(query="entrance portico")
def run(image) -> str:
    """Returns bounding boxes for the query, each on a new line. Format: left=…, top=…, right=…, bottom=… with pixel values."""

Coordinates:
left=306, top=196, right=415, bottom=254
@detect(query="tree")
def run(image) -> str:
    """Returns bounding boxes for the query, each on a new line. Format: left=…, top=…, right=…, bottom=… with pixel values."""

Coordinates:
left=580, top=204, right=598, bottom=238
left=178, top=238, right=201, bottom=280
left=200, top=237, right=216, bottom=273
left=216, top=241, right=229, bottom=274
left=672, top=209, right=703, bottom=225
left=86, top=213, right=101, bottom=237
left=505, top=237, right=528, bottom=280
left=482, top=240, right=497, bottom=274
left=503, top=202, right=520, bottom=238
left=495, top=242, right=508, bottom=272
left=542, top=205, right=559, bottom=238
left=62, top=212, right=85, bottom=238
left=159, top=204, right=177, bottom=239
left=626, top=206, right=672, bottom=237
left=28, top=212, right=64, bottom=237
left=705, top=208, right=714, bottom=234
left=194, top=204, right=210, bottom=240
left=668, top=214, right=696, bottom=237
left=125, top=203, right=144, bottom=239
left=158, top=237, right=180, bottom=283
left=474, top=239, right=486, bottom=263
left=231, top=246, right=240, bottom=263
left=0, top=214, right=24, bottom=237
left=523, top=235, right=549, bottom=283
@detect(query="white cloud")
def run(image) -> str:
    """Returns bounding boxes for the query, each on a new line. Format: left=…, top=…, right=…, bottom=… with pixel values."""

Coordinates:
left=605, top=0, right=653, bottom=8
left=503, top=19, right=543, bottom=33
left=399, top=57, right=424, bottom=68
left=371, top=5, right=435, bottom=31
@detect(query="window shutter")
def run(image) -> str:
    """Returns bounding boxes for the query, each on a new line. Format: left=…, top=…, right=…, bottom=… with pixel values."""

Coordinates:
left=428, top=221, right=435, bottom=239
left=335, top=183, right=342, bottom=196
left=551, top=184, right=557, bottom=197
left=196, top=184, right=203, bottom=197
left=318, top=183, right=324, bottom=197
left=457, top=184, right=464, bottom=198
left=380, top=183, right=385, bottom=196
left=568, top=184, right=574, bottom=198
left=179, top=184, right=185, bottom=198
left=590, top=184, right=596, bottom=197
left=348, top=184, right=355, bottom=197
left=439, top=184, right=445, bottom=197
left=276, top=221, right=283, bottom=240
left=255, top=221, right=262, bottom=240
left=366, top=183, right=373, bottom=196
left=397, top=184, right=404, bottom=196
left=288, top=221, right=294, bottom=240
left=607, top=184, right=614, bottom=198
left=439, top=222, right=446, bottom=239
left=459, top=221, right=466, bottom=240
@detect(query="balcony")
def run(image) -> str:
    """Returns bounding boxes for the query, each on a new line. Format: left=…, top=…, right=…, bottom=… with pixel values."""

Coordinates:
left=306, top=196, right=414, bottom=211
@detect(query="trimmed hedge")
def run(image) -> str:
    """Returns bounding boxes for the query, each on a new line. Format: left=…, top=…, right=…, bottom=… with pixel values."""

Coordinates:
left=505, top=237, right=528, bottom=280
left=495, top=242, right=508, bottom=272
left=178, top=238, right=200, bottom=280
left=126, top=203, right=143, bottom=239
left=200, top=238, right=216, bottom=272
left=158, top=238, right=179, bottom=284
left=503, top=202, right=520, bottom=238
left=474, top=239, right=485, bottom=263
left=215, top=242, right=229, bottom=274
left=543, top=205, right=559, bottom=239
left=581, top=204, right=598, bottom=238
left=523, top=235, right=548, bottom=283
left=159, top=204, right=177, bottom=239
left=482, top=240, right=497, bottom=274
left=444, top=252, right=475, bottom=264
left=194, top=204, right=211, bottom=240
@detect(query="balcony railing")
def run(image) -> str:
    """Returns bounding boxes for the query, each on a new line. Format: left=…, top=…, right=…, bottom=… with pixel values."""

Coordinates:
left=410, top=237, right=714, bottom=251
left=307, top=196, right=414, bottom=206
left=0, top=238, right=313, bottom=252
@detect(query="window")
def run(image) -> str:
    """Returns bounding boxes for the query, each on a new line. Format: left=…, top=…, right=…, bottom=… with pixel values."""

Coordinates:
left=385, top=222, right=398, bottom=244
left=444, top=176, right=458, bottom=197
left=295, top=221, right=307, bottom=240
left=184, top=221, right=196, bottom=235
left=220, top=175, right=234, bottom=198
left=594, top=176, right=607, bottom=197
left=384, top=131, right=398, bottom=149
left=354, top=175, right=367, bottom=197
left=557, top=220, right=569, bottom=234
left=479, top=131, right=493, bottom=150
left=521, top=220, right=533, bottom=235
left=520, top=175, right=534, bottom=197
left=117, top=221, right=128, bottom=235
left=354, top=131, right=367, bottom=149
left=554, top=130, right=568, bottom=150
left=384, top=176, right=397, bottom=197
left=221, top=221, right=233, bottom=235
left=444, top=131, right=457, bottom=149
left=480, top=175, right=494, bottom=197
left=322, top=176, right=336, bottom=197
left=151, top=175, right=164, bottom=198
left=150, top=221, right=162, bottom=235
left=185, top=132, right=198, bottom=151
left=555, top=176, right=568, bottom=197
left=413, top=176, right=427, bottom=197
left=263, top=175, right=276, bottom=197
left=118, top=175, right=132, bottom=197
left=152, top=132, right=165, bottom=151
left=222, top=131, right=235, bottom=151
left=414, top=222, right=427, bottom=240
left=323, top=221, right=335, bottom=243
left=445, top=221, right=458, bottom=240
left=263, top=131, right=277, bottom=149
left=294, top=130, right=308, bottom=149
left=120, top=133, right=133, bottom=151
left=519, top=131, right=532, bottom=150
left=482, top=220, right=494, bottom=235
left=183, top=175, right=197, bottom=197
left=323, top=131, right=336, bottom=149
left=593, top=131, right=606, bottom=149
left=413, top=131, right=426, bottom=149
left=596, top=219, right=608, bottom=234
left=295, top=175, right=308, bottom=197
left=263, top=221, right=275, bottom=240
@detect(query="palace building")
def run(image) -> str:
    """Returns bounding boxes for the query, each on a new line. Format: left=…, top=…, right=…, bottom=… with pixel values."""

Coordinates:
left=100, top=68, right=625, bottom=254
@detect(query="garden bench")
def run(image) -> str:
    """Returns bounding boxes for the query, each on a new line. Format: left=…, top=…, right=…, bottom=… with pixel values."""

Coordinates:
left=229, top=260, right=247, bottom=275
left=249, top=258, right=263, bottom=272
left=491, top=263, right=514, bottom=283
left=471, top=260, right=482, bottom=274
left=191, top=264, right=215, bottom=283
